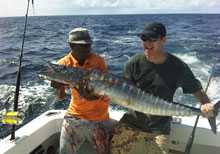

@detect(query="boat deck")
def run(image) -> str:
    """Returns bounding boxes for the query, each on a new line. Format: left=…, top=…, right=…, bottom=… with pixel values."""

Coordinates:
left=1, top=110, right=220, bottom=154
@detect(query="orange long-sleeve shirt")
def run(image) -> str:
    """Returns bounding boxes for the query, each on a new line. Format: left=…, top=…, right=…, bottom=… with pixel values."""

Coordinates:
left=58, top=51, right=109, bottom=121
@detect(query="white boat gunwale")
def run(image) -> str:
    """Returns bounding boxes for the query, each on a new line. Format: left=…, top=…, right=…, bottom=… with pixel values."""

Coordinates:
left=1, top=110, right=220, bottom=154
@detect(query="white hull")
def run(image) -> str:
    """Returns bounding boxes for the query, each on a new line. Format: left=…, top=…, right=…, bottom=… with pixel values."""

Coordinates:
left=1, top=110, right=220, bottom=154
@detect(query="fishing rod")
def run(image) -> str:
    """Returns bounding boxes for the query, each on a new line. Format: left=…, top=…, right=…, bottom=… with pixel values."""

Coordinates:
left=184, top=56, right=218, bottom=154
left=9, top=0, right=32, bottom=140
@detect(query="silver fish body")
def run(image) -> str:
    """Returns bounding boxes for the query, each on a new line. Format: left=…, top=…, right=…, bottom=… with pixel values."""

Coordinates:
left=87, top=73, right=202, bottom=116
left=39, top=61, right=201, bottom=116
left=38, top=61, right=220, bottom=134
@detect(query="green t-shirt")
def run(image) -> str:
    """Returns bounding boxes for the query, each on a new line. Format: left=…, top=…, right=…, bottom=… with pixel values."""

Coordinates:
left=121, top=52, right=202, bottom=134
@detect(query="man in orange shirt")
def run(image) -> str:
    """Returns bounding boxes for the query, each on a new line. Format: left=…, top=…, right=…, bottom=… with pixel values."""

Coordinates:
left=50, top=28, right=109, bottom=154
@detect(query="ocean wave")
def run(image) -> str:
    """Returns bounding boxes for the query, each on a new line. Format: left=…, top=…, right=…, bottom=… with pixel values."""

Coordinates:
left=0, top=14, right=220, bottom=139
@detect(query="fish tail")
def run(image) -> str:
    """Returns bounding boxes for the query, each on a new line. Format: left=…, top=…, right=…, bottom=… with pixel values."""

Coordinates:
left=208, top=100, right=220, bottom=134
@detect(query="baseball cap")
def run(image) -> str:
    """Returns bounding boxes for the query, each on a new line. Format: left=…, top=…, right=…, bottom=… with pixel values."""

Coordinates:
left=140, top=22, right=166, bottom=38
left=67, top=28, right=93, bottom=44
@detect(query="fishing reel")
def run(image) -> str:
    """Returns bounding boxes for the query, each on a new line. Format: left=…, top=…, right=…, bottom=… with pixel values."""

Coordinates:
left=1, top=110, right=25, bottom=125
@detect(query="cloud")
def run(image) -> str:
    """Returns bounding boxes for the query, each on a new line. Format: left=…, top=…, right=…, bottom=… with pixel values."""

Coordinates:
left=0, top=0, right=219, bottom=17
left=71, top=0, right=119, bottom=7
left=0, top=0, right=28, bottom=16
left=68, top=0, right=219, bottom=9
left=66, top=0, right=220, bottom=14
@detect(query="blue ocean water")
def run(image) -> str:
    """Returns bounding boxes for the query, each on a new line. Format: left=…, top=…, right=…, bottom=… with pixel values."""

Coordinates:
left=0, top=14, right=220, bottom=139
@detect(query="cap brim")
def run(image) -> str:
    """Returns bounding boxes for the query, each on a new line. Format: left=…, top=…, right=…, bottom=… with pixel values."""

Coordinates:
left=67, top=40, right=93, bottom=44
left=140, top=31, right=159, bottom=38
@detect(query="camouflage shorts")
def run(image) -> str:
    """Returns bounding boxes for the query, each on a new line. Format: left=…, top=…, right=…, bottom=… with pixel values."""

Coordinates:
left=59, top=114, right=108, bottom=154
left=109, top=122, right=169, bottom=154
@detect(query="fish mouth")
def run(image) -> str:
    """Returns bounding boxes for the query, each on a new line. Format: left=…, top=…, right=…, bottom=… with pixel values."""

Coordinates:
left=38, top=71, right=70, bottom=85
left=38, top=61, right=91, bottom=86
left=38, top=61, right=56, bottom=77
left=37, top=61, right=71, bottom=85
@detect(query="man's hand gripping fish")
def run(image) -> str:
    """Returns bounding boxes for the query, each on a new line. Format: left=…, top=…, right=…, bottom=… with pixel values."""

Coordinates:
left=38, top=61, right=220, bottom=134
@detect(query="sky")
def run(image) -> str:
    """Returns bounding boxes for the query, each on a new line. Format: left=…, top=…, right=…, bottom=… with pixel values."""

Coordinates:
left=0, top=0, right=220, bottom=17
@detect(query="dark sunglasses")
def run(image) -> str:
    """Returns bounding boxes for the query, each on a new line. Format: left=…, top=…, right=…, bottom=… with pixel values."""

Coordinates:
left=78, top=44, right=91, bottom=47
left=141, top=36, right=158, bottom=42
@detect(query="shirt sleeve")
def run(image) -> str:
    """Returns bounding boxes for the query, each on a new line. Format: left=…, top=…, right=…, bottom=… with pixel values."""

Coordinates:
left=123, top=60, right=134, bottom=82
left=98, top=57, right=108, bottom=74
left=178, top=64, right=202, bottom=94
left=57, top=56, right=68, bottom=65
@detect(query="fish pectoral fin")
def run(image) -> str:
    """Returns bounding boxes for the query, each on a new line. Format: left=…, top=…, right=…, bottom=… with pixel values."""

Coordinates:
left=81, top=69, right=93, bottom=80
left=108, top=73, right=134, bottom=85
left=79, top=93, right=99, bottom=101
left=77, top=88, right=99, bottom=101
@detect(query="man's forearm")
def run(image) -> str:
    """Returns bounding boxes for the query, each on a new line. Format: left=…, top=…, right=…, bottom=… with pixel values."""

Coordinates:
left=193, top=89, right=210, bottom=105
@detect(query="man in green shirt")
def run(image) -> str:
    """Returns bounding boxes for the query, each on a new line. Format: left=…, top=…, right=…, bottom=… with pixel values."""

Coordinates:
left=109, top=21, right=214, bottom=154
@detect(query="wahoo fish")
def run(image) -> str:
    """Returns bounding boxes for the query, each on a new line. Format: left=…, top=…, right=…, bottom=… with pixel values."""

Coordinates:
left=38, top=61, right=220, bottom=134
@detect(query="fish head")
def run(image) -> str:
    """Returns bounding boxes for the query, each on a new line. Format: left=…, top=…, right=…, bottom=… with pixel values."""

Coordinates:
left=38, top=61, right=89, bottom=86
